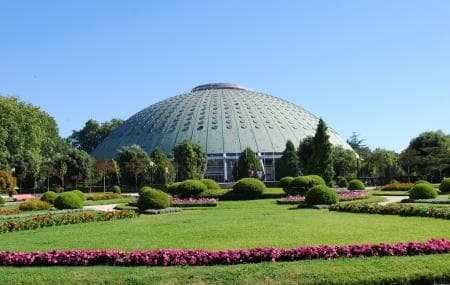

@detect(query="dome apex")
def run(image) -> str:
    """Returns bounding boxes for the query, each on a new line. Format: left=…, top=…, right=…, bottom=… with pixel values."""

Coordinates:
left=191, top=83, right=249, bottom=92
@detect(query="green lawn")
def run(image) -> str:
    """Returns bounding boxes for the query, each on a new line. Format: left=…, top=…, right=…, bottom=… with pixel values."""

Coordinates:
left=1, top=199, right=449, bottom=284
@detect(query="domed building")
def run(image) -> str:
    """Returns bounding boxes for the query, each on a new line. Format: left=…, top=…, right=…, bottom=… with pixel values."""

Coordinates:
left=92, top=83, right=352, bottom=182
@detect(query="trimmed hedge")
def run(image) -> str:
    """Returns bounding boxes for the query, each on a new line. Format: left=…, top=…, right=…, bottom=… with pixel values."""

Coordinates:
left=337, top=177, right=348, bottom=188
left=379, top=183, right=413, bottom=191
left=278, top=176, right=294, bottom=190
left=415, top=180, right=431, bottom=185
left=54, top=192, right=84, bottom=210
left=87, top=193, right=124, bottom=201
left=439, top=178, right=450, bottom=193
left=165, top=182, right=182, bottom=195
left=70, top=190, right=86, bottom=201
left=177, top=180, right=208, bottom=198
left=409, top=183, right=438, bottom=199
left=137, top=188, right=170, bottom=210
left=232, top=178, right=266, bottom=199
left=200, top=179, right=220, bottom=190
left=287, top=175, right=325, bottom=195
left=112, top=185, right=122, bottom=194
left=40, top=191, right=58, bottom=204
left=348, top=179, right=365, bottom=190
left=305, top=185, right=339, bottom=206
left=18, top=199, right=51, bottom=211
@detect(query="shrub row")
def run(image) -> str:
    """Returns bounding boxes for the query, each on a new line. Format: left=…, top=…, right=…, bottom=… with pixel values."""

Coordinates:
left=379, top=183, right=414, bottom=191
left=0, top=208, right=22, bottom=215
left=0, top=210, right=137, bottom=234
left=171, top=198, right=218, bottom=207
left=329, top=203, right=450, bottom=219
left=87, top=193, right=124, bottom=201
left=0, top=238, right=447, bottom=266
left=401, top=198, right=450, bottom=204
left=18, top=199, right=51, bottom=211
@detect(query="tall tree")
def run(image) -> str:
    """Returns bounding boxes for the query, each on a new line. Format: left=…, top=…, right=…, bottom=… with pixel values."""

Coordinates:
left=361, top=148, right=404, bottom=178
left=347, top=132, right=371, bottom=160
left=235, top=147, right=263, bottom=180
left=297, top=137, right=314, bottom=174
left=95, top=159, right=115, bottom=192
left=173, top=140, right=207, bottom=181
left=275, top=140, right=299, bottom=179
left=115, top=145, right=151, bottom=191
left=148, top=148, right=175, bottom=186
left=308, top=119, right=334, bottom=184
left=332, top=146, right=358, bottom=178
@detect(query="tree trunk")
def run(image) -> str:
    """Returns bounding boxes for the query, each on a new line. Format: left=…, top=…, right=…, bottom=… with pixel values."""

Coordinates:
left=103, top=175, right=106, bottom=193
left=135, top=174, right=138, bottom=192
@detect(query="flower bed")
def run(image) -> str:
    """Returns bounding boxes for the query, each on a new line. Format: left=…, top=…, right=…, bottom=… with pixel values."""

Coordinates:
left=171, top=198, right=218, bottom=207
left=0, top=210, right=137, bottom=234
left=0, top=208, right=22, bottom=215
left=329, top=203, right=450, bottom=219
left=277, top=191, right=370, bottom=204
left=0, top=209, right=87, bottom=221
left=0, top=238, right=447, bottom=267
left=12, top=194, right=37, bottom=201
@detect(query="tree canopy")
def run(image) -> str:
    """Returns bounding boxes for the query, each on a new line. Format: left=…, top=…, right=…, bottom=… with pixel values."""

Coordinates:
left=308, top=119, right=334, bottom=184
left=275, top=140, right=299, bottom=179
left=173, top=140, right=207, bottom=181
left=235, top=147, right=263, bottom=180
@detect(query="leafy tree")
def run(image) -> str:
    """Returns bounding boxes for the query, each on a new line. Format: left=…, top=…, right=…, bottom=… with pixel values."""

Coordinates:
left=347, top=132, right=371, bottom=160
left=69, top=118, right=123, bottom=153
left=235, top=147, right=262, bottom=180
left=54, top=148, right=93, bottom=189
left=173, top=140, right=207, bottom=181
left=58, top=161, right=67, bottom=189
left=39, top=161, right=55, bottom=191
left=297, top=137, right=314, bottom=174
left=332, top=146, right=358, bottom=178
left=148, top=148, right=175, bottom=186
left=112, top=159, right=121, bottom=185
left=115, top=145, right=151, bottom=190
left=95, top=159, right=115, bottom=192
left=361, top=148, right=404, bottom=178
left=0, top=170, right=17, bottom=196
left=308, top=119, right=334, bottom=184
left=275, top=140, right=299, bottom=179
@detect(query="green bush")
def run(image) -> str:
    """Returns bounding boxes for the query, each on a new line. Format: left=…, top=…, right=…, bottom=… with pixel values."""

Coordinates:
left=54, top=192, right=84, bottom=209
left=348, top=179, right=365, bottom=190
left=137, top=188, right=170, bottom=210
left=164, top=182, right=180, bottom=195
left=287, top=175, right=325, bottom=195
left=0, top=196, right=5, bottom=205
left=439, top=178, right=450, bottom=193
left=409, top=183, right=438, bottom=199
left=112, top=185, right=122, bottom=194
left=414, top=180, right=430, bottom=185
left=19, top=198, right=51, bottom=211
left=232, top=178, right=266, bottom=199
left=70, top=190, right=86, bottom=201
left=200, top=179, right=220, bottom=190
left=305, top=185, right=339, bottom=206
left=278, top=177, right=294, bottom=190
left=138, top=186, right=152, bottom=196
left=177, top=180, right=207, bottom=198
left=40, top=191, right=58, bottom=204
left=337, top=177, right=348, bottom=188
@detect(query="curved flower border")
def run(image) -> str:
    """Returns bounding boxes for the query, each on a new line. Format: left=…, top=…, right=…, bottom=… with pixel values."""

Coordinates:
left=0, top=239, right=448, bottom=267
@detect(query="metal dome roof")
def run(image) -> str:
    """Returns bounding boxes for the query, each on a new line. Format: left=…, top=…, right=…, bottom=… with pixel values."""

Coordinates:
left=91, top=83, right=352, bottom=158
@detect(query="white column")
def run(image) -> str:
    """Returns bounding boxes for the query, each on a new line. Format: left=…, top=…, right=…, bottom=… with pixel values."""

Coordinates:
left=223, top=153, right=228, bottom=182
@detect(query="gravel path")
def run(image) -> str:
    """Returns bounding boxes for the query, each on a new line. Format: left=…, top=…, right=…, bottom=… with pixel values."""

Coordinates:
left=378, top=196, right=406, bottom=206
left=84, top=204, right=119, bottom=212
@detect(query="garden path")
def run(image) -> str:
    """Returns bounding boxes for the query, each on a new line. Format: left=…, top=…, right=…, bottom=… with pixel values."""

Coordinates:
left=84, top=204, right=119, bottom=212
left=378, top=196, right=405, bottom=206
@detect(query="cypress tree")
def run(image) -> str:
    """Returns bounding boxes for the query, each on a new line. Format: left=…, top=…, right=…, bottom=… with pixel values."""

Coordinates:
left=275, top=140, right=299, bottom=179
left=235, top=147, right=263, bottom=180
left=309, top=119, right=334, bottom=184
left=298, top=136, right=314, bottom=174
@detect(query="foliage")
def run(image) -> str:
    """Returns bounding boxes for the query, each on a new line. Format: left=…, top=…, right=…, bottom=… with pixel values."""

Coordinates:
left=379, top=183, right=414, bottom=191
left=348, top=179, right=365, bottom=190
left=347, top=132, right=372, bottom=160
left=112, top=185, right=121, bottom=194
left=0, top=170, right=16, bottom=196
left=232, top=178, right=265, bottom=199
left=409, top=183, right=438, bottom=199
left=69, top=118, right=124, bottom=153
left=0, top=210, right=137, bottom=234
left=54, top=192, right=84, bottom=209
left=287, top=175, right=325, bottom=195
left=87, top=193, right=124, bottom=201
left=18, top=199, right=51, bottom=211
left=40, top=191, right=58, bottom=204
left=332, top=146, right=358, bottom=179
left=329, top=202, right=450, bottom=219
left=235, top=147, right=262, bottom=180
left=173, top=140, right=207, bottom=181
left=200, top=179, right=220, bottom=190
left=148, top=148, right=175, bottom=186
left=176, top=179, right=208, bottom=198
left=297, top=137, right=314, bottom=173
left=337, top=176, right=348, bottom=188
left=137, top=188, right=170, bottom=210
left=439, top=178, right=450, bottom=193
left=115, top=145, right=151, bottom=190
left=308, top=119, right=334, bottom=184
left=54, top=148, right=93, bottom=188
left=0, top=196, right=4, bottom=205
left=361, top=148, right=405, bottom=178
left=305, top=185, right=339, bottom=206
left=165, top=182, right=181, bottom=195
left=70, top=190, right=86, bottom=201
left=275, top=140, right=299, bottom=179
left=415, top=180, right=431, bottom=185
left=278, top=176, right=294, bottom=190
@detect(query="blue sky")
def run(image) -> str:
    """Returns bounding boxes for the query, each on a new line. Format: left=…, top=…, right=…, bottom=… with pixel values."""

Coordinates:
left=1, top=0, right=449, bottom=152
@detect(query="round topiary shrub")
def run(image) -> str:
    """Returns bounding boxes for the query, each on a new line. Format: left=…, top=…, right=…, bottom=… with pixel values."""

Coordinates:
left=40, top=191, right=58, bottom=204
left=414, top=180, right=431, bottom=185
left=19, top=199, right=51, bottom=211
left=409, top=183, right=438, bottom=199
left=165, top=182, right=181, bottom=195
left=337, top=177, right=348, bottom=188
left=200, top=179, right=220, bottom=190
left=137, top=188, right=170, bottom=210
left=439, top=178, right=450, bottom=193
left=54, top=192, right=84, bottom=209
left=278, top=176, right=294, bottom=190
left=112, top=185, right=122, bottom=194
left=177, top=180, right=208, bottom=198
left=232, top=178, right=266, bottom=199
left=70, top=190, right=86, bottom=201
left=287, top=175, right=326, bottom=195
left=305, top=185, right=339, bottom=206
left=348, top=179, right=365, bottom=190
